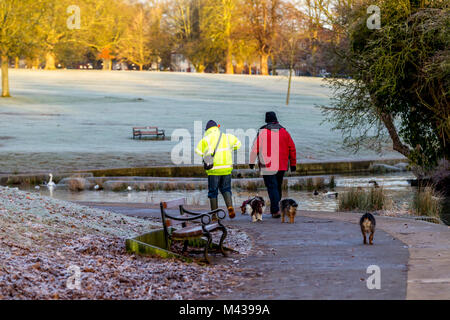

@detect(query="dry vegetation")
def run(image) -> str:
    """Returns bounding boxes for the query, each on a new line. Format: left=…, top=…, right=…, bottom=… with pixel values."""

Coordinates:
left=337, top=187, right=393, bottom=212
left=412, top=186, right=442, bottom=219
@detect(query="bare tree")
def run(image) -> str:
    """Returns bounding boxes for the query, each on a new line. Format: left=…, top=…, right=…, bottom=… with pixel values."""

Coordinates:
left=272, top=2, right=310, bottom=104
left=167, top=0, right=224, bottom=73
left=36, top=0, right=74, bottom=70
left=77, top=0, right=128, bottom=70
left=205, top=0, right=237, bottom=74
left=0, top=0, right=43, bottom=97
left=244, top=0, right=282, bottom=75
left=118, top=3, right=153, bottom=71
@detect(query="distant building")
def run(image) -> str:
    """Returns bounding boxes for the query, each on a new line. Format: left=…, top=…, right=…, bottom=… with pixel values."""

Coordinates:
left=276, top=69, right=290, bottom=76
left=150, top=61, right=159, bottom=71
left=170, top=53, right=195, bottom=72
left=318, top=69, right=331, bottom=78
left=113, top=62, right=128, bottom=71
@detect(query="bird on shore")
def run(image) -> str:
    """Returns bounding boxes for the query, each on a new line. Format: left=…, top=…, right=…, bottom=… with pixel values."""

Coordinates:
left=313, top=190, right=319, bottom=196
left=94, top=184, right=100, bottom=190
left=369, top=180, right=379, bottom=188
left=34, top=185, right=40, bottom=190
left=127, top=186, right=132, bottom=191
left=322, top=191, right=338, bottom=199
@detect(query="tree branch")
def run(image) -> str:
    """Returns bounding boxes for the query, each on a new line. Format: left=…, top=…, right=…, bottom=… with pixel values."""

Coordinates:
left=379, top=112, right=411, bottom=157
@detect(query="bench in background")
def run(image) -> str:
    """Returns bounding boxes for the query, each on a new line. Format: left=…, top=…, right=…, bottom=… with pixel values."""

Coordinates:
left=133, top=126, right=165, bottom=139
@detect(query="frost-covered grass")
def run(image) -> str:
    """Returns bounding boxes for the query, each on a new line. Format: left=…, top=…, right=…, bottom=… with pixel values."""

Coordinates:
left=0, top=70, right=400, bottom=173
left=0, top=186, right=158, bottom=246
left=0, top=186, right=249, bottom=299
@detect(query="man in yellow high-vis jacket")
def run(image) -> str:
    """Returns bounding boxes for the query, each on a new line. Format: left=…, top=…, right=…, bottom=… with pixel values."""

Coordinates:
left=195, top=120, right=241, bottom=218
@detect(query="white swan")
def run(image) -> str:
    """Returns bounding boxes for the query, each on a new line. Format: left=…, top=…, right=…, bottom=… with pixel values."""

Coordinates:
left=47, top=173, right=56, bottom=188
left=94, top=184, right=100, bottom=190
left=127, top=186, right=132, bottom=191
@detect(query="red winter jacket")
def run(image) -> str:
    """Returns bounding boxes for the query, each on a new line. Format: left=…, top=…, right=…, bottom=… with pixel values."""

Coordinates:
left=250, top=122, right=297, bottom=172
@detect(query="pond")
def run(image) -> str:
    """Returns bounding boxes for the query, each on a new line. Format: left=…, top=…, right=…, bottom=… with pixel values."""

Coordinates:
left=23, top=171, right=450, bottom=225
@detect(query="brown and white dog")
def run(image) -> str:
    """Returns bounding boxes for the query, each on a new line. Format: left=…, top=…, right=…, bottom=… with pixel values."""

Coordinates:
left=279, top=199, right=298, bottom=223
left=241, top=196, right=265, bottom=222
left=359, top=212, right=376, bottom=245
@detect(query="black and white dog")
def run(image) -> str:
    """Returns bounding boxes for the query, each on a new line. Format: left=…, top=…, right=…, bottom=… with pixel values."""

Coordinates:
left=241, top=196, right=266, bottom=222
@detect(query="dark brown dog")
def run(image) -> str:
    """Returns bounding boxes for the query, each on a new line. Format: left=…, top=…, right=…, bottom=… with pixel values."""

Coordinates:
left=240, top=196, right=265, bottom=222
left=360, top=212, right=376, bottom=245
left=279, top=199, right=298, bottom=223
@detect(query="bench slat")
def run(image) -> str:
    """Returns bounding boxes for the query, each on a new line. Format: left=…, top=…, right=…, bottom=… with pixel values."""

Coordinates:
left=162, top=198, right=186, bottom=209
left=133, top=126, right=158, bottom=129
left=172, top=223, right=220, bottom=238
left=165, top=216, right=187, bottom=227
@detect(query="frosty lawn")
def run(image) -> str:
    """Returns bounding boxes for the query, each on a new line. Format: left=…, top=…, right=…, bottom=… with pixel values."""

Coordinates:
left=0, top=186, right=248, bottom=299
left=0, top=70, right=400, bottom=173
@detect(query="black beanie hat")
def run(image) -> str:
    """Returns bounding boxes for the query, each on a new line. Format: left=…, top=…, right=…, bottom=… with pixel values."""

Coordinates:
left=265, top=111, right=278, bottom=123
left=205, top=120, right=218, bottom=131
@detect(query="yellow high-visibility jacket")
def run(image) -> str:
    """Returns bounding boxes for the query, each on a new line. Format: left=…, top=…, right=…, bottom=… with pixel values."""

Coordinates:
left=195, top=126, right=241, bottom=176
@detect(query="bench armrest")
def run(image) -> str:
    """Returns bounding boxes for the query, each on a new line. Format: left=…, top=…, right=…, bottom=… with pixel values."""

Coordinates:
left=180, top=206, right=226, bottom=220
left=164, top=212, right=213, bottom=225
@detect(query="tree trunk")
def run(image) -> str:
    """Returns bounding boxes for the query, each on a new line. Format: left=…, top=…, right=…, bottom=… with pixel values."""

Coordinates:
left=380, top=112, right=411, bottom=157
left=45, top=52, right=57, bottom=70
left=196, top=64, right=205, bottom=73
left=235, top=60, right=244, bottom=74
left=310, top=28, right=319, bottom=76
left=286, top=48, right=295, bottom=105
left=32, top=58, right=40, bottom=69
left=260, top=53, right=269, bottom=75
left=15, top=57, right=19, bottom=69
left=1, top=56, right=10, bottom=97
left=225, top=40, right=234, bottom=74
left=102, top=59, right=112, bottom=71
left=286, top=67, right=293, bottom=105
left=271, top=54, right=276, bottom=76
left=139, top=64, right=143, bottom=71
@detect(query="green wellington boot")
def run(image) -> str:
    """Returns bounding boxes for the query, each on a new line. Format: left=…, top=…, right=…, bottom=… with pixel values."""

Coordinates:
left=223, top=192, right=235, bottom=219
left=209, top=197, right=219, bottom=221
left=209, top=197, right=218, bottom=211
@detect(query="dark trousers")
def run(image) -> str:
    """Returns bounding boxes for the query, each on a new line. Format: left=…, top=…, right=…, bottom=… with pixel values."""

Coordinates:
left=263, top=171, right=285, bottom=214
left=208, top=174, right=232, bottom=199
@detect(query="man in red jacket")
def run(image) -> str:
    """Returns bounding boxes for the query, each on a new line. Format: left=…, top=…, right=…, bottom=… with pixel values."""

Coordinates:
left=250, top=111, right=297, bottom=218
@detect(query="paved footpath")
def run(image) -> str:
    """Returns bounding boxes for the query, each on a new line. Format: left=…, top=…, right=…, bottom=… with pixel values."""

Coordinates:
left=79, top=202, right=450, bottom=300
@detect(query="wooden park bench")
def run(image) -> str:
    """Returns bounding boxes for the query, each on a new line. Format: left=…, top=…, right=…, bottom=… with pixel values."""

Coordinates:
left=132, top=126, right=165, bottom=139
left=160, top=198, right=228, bottom=263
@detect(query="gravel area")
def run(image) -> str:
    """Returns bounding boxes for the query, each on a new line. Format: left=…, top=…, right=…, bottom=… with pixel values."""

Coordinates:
left=0, top=186, right=249, bottom=299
